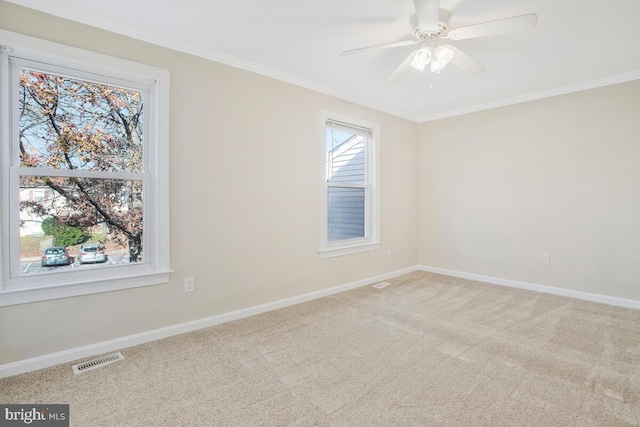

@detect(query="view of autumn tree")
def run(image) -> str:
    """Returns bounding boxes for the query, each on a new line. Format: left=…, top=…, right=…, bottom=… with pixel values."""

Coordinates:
left=19, top=69, right=145, bottom=262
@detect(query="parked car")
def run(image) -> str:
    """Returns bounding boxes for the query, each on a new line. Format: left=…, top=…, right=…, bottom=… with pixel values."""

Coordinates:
left=77, top=243, right=107, bottom=264
left=41, top=246, right=73, bottom=267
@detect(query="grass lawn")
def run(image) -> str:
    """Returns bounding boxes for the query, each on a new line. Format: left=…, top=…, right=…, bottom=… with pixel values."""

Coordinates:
left=20, top=235, right=47, bottom=257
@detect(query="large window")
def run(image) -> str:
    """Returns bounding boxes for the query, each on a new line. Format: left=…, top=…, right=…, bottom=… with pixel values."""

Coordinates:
left=319, top=111, right=379, bottom=258
left=0, top=30, right=170, bottom=306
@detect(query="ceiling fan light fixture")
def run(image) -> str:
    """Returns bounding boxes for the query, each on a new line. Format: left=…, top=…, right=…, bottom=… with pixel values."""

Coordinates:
left=342, top=1, right=538, bottom=83
left=430, top=60, right=445, bottom=73
left=409, top=47, right=431, bottom=72
left=434, top=45, right=454, bottom=65
left=430, top=45, right=454, bottom=73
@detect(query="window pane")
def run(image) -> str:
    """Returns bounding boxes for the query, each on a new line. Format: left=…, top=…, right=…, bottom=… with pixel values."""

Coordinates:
left=328, top=187, right=365, bottom=241
left=19, top=69, right=143, bottom=173
left=19, top=175, right=143, bottom=275
left=326, top=128, right=366, bottom=184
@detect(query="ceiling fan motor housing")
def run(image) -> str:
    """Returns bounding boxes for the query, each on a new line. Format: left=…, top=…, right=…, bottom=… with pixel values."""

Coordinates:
left=411, top=9, right=451, bottom=41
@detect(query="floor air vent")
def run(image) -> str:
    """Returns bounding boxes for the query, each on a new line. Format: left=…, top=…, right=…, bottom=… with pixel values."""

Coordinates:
left=72, top=352, right=124, bottom=374
left=372, top=281, right=392, bottom=289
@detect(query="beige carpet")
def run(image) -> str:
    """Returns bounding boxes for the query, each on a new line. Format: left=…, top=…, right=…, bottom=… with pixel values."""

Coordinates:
left=2, top=271, right=640, bottom=426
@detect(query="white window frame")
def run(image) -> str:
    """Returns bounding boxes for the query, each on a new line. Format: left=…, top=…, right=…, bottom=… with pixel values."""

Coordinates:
left=0, top=30, right=171, bottom=306
left=319, top=110, right=380, bottom=258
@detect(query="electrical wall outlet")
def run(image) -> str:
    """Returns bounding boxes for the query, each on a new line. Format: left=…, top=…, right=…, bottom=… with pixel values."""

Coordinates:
left=541, top=254, right=550, bottom=265
left=388, top=246, right=394, bottom=256
left=184, top=277, right=195, bottom=293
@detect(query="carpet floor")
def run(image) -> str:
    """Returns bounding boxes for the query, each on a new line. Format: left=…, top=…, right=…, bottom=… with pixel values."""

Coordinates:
left=2, top=271, right=640, bottom=426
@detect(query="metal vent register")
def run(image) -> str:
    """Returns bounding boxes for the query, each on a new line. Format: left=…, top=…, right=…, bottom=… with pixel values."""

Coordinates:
left=372, top=281, right=392, bottom=289
left=72, top=352, right=125, bottom=374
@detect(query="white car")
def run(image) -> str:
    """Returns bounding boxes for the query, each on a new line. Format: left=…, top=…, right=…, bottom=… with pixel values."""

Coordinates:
left=77, top=243, right=107, bottom=264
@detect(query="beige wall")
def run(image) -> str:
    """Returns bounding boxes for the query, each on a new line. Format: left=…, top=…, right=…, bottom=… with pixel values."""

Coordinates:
left=0, top=2, right=420, bottom=364
left=419, top=80, right=640, bottom=301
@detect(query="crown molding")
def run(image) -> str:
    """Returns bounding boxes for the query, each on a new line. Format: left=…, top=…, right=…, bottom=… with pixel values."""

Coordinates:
left=416, top=70, right=640, bottom=123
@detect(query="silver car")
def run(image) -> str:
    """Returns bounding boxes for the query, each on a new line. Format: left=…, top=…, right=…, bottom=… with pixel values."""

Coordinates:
left=77, top=243, right=107, bottom=264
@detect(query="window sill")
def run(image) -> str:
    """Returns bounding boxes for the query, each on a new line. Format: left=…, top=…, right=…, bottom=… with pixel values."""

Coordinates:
left=318, top=242, right=380, bottom=259
left=0, top=269, right=172, bottom=307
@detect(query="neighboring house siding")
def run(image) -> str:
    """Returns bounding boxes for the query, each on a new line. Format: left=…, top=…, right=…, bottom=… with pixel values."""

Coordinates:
left=327, top=137, right=365, bottom=241
left=19, top=187, right=52, bottom=236
left=328, top=138, right=365, bottom=184
left=328, top=187, right=365, bottom=241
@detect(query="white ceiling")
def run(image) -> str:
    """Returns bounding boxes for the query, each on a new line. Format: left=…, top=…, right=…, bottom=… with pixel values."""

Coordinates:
left=8, top=0, right=640, bottom=122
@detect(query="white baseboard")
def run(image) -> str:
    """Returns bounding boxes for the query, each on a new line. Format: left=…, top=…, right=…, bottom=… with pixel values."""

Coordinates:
left=418, top=265, right=640, bottom=310
left=0, top=265, right=418, bottom=379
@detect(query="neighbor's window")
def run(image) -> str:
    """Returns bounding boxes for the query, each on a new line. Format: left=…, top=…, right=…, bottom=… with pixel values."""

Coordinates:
left=319, top=111, right=379, bottom=258
left=0, top=31, right=170, bottom=306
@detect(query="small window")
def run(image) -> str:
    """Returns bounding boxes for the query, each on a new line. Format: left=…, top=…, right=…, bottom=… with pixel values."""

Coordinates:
left=0, top=31, right=170, bottom=306
left=319, top=111, right=379, bottom=258
left=33, top=189, right=44, bottom=203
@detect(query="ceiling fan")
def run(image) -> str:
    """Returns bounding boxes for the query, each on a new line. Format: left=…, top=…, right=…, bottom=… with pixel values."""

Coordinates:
left=341, top=0, right=538, bottom=83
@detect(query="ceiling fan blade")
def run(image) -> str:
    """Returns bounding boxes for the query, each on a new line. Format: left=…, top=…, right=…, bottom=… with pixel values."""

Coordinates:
left=341, top=39, right=419, bottom=56
left=447, top=13, right=538, bottom=41
left=444, top=45, right=485, bottom=76
left=413, top=0, right=440, bottom=32
left=386, top=50, right=419, bottom=83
